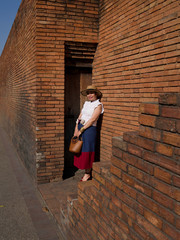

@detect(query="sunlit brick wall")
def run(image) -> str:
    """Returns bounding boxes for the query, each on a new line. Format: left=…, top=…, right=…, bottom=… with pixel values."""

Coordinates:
left=67, top=93, right=180, bottom=240
left=94, top=0, right=180, bottom=163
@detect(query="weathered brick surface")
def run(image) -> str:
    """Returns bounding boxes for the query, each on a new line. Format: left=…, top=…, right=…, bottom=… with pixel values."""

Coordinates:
left=67, top=94, right=180, bottom=240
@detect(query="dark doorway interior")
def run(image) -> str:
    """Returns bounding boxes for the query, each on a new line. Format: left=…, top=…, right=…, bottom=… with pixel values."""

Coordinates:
left=63, top=66, right=92, bottom=179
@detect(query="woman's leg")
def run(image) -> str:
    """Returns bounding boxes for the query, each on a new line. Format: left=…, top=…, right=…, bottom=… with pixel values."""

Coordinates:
left=85, top=168, right=91, bottom=174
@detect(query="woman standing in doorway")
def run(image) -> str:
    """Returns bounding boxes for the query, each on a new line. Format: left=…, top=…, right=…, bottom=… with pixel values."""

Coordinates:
left=73, top=85, right=104, bottom=181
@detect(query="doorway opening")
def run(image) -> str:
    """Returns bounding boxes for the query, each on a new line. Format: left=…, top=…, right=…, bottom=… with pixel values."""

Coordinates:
left=64, top=66, right=92, bottom=179
left=63, top=42, right=97, bottom=179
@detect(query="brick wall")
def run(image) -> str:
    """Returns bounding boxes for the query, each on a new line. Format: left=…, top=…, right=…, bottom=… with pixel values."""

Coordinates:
left=94, top=0, right=180, bottom=163
left=0, top=0, right=37, bottom=179
left=66, top=93, right=180, bottom=240
left=35, top=0, right=99, bottom=183
left=0, top=0, right=99, bottom=183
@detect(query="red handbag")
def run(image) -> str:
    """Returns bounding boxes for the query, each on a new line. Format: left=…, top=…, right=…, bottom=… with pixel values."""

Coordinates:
left=69, top=136, right=83, bottom=154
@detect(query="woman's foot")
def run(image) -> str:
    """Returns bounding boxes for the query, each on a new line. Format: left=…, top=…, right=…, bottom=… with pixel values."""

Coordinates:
left=80, top=174, right=91, bottom=182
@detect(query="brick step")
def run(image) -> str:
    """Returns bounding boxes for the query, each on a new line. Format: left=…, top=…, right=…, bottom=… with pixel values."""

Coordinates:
left=59, top=193, right=78, bottom=239
left=38, top=170, right=83, bottom=238
left=92, top=161, right=112, bottom=187
left=73, top=181, right=99, bottom=240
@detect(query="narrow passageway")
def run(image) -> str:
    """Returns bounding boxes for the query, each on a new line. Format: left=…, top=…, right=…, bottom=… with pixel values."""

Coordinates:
left=0, top=126, right=63, bottom=240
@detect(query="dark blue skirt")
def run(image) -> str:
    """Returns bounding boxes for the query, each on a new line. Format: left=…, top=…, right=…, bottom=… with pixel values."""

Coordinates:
left=74, top=123, right=97, bottom=169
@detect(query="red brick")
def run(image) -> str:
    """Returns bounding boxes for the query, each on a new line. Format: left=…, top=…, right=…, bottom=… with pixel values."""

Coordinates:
left=93, top=162, right=102, bottom=174
left=99, top=213, right=115, bottom=238
left=161, top=106, right=180, bottom=119
left=136, top=203, right=144, bottom=216
left=143, top=150, right=180, bottom=174
left=111, top=195, right=122, bottom=209
left=112, top=147, right=123, bottom=159
left=176, top=217, right=180, bottom=230
left=100, top=185, right=111, bottom=200
left=122, top=202, right=136, bottom=220
left=159, top=93, right=180, bottom=106
left=123, top=152, right=154, bottom=175
left=153, top=190, right=174, bottom=210
left=154, top=167, right=172, bottom=184
left=156, top=142, right=173, bottom=157
left=116, top=188, right=137, bottom=212
left=174, top=147, right=180, bottom=158
left=172, top=175, right=180, bottom=188
left=150, top=177, right=179, bottom=201
left=163, top=222, right=180, bottom=240
left=93, top=172, right=106, bottom=186
left=133, top=222, right=151, bottom=240
left=110, top=165, right=122, bottom=178
left=139, top=103, right=159, bottom=115
left=162, top=131, right=180, bottom=148
left=127, top=143, right=143, bottom=158
left=114, top=233, right=123, bottom=240
left=139, top=114, right=156, bottom=127
left=156, top=117, right=176, bottom=132
left=110, top=174, right=123, bottom=190
left=174, top=202, right=180, bottom=216
left=112, top=136, right=127, bottom=151
left=128, top=166, right=150, bottom=184
left=136, top=214, right=169, bottom=240
left=137, top=193, right=175, bottom=225
left=122, top=172, right=152, bottom=197
left=105, top=179, right=116, bottom=194
left=139, top=125, right=162, bottom=141
left=88, top=219, right=98, bottom=236
left=123, top=132, right=155, bottom=151
left=92, top=178, right=100, bottom=190
left=144, top=209, right=163, bottom=229
left=114, top=216, right=129, bottom=235
left=111, top=156, right=127, bottom=172
left=176, top=119, right=180, bottom=133
left=77, top=221, right=89, bottom=240
left=78, top=180, right=93, bottom=192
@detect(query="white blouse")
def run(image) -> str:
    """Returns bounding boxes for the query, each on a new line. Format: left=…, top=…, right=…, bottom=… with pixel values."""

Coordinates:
left=81, top=99, right=104, bottom=126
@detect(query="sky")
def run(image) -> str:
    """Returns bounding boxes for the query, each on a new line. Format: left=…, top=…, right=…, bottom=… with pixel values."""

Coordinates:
left=0, top=0, right=22, bottom=55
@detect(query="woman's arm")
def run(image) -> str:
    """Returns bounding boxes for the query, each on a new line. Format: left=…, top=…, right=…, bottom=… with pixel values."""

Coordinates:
left=73, top=113, right=82, bottom=137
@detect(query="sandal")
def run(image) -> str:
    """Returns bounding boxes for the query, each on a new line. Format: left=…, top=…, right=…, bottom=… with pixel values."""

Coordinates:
left=80, top=174, right=91, bottom=182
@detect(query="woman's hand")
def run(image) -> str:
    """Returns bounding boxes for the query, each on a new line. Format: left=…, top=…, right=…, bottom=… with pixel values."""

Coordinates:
left=73, top=130, right=81, bottom=138
left=73, top=129, right=78, bottom=137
